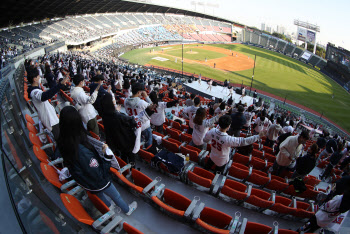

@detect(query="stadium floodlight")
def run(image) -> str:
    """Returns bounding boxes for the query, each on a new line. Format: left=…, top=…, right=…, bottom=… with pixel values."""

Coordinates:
left=294, top=19, right=320, bottom=53
left=294, top=20, right=320, bottom=32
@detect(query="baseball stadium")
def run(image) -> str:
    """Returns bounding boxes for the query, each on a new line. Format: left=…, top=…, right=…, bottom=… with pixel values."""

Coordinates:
left=1, top=0, right=350, bottom=233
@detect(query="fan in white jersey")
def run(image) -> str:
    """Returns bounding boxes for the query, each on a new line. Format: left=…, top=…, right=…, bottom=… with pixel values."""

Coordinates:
left=214, top=102, right=226, bottom=116
left=297, top=194, right=350, bottom=233
left=198, top=74, right=202, bottom=85
left=190, top=107, right=225, bottom=150
left=243, top=106, right=255, bottom=129
left=253, top=110, right=271, bottom=134
left=124, top=83, right=153, bottom=148
left=203, top=115, right=262, bottom=173
left=102, top=93, right=156, bottom=164
left=149, top=91, right=178, bottom=134
left=182, top=97, right=201, bottom=134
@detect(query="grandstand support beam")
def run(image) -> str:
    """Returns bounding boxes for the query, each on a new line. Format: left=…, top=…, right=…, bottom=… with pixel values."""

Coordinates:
left=291, top=47, right=296, bottom=57
left=313, top=33, right=317, bottom=54
left=282, top=43, right=288, bottom=54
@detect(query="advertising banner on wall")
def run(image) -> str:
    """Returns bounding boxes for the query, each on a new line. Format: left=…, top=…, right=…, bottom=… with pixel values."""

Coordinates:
left=307, top=30, right=316, bottom=44
left=297, top=27, right=307, bottom=41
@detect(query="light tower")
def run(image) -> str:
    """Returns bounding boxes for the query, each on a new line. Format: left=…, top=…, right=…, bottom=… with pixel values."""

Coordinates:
left=294, top=20, right=320, bottom=54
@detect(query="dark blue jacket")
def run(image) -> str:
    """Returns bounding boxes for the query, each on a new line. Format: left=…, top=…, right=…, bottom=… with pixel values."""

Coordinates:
left=44, top=72, right=56, bottom=89
left=230, top=112, right=247, bottom=131
left=67, top=144, right=111, bottom=192
left=27, top=82, right=64, bottom=101
left=89, top=82, right=108, bottom=116
left=326, top=139, right=338, bottom=154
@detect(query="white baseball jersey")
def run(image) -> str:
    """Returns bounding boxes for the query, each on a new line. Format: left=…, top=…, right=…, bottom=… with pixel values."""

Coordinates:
left=244, top=111, right=255, bottom=127
left=183, top=106, right=199, bottom=128
left=204, top=128, right=260, bottom=166
left=316, top=195, right=343, bottom=227
left=124, top=96, right=151, bottom=131
left=192, top=115, right=219, bottom=146
left=254, top=117, right=271, bottom=133
left=30, top=89, right=59, bottom=131
left=214, top=107, right=224, bottom=116
left=150, top=102, right=167, bottom=126
left=132, top=109, right=151, bottom=153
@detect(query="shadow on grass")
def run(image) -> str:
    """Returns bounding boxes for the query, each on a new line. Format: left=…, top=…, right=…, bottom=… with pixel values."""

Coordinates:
left=239, top=47, right=308, bottom=75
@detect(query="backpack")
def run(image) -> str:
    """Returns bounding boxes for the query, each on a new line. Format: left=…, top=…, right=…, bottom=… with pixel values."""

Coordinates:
left=151, top=149, right=185, bottom=174
left=289, top=178, right=307, bottom=194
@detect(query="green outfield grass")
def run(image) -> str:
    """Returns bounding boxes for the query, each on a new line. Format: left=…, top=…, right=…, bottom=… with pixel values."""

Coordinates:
left=165, top=47, right=226, bottom=61
left=121, top=44, right=350, bottom=133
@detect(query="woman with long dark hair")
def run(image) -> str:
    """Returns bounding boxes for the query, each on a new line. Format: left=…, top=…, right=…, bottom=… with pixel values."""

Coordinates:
left=149, top=91, right=178, bottom=134
left=57, top=106, right=137, bottom=215
left=190, top=107, right=225, bottom=150
left=101, top=93, right=156, bottom=163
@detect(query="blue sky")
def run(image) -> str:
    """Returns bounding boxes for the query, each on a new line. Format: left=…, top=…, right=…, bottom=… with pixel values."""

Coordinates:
left=148, top=0, right=349, bottom=50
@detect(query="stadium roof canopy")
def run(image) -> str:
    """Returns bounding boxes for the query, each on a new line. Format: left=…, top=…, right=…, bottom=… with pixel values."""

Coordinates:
left=0, top=0, right=242, bottom=28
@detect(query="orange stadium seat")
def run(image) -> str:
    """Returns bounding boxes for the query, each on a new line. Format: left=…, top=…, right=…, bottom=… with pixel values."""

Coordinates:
left=242, top=221, right=272, bottom=234
left=110, top=168, right=154, bottom=195
left=247, top=170, right=269, bottom=186
left=294, top=201, right=315, bottom=219
left=270, top=196, right=296, bottom=215
left=151, top=188, right=192, bottom=218
left=252, top=149, right=264, bottom=158
left=40, top=163, right=65, bottom=189
left=138, top=149, right=155, bottom=163
left=123, top=222, right=144, bottom=234
left=265, top=175, right=289, bottom=192
left=232, top=153, right=250, bottom=165
left=250, top=156, right=266, bottom=171
left=228, top=163, right=250, bottom=181
left=60, top=193, right=95, bottom=226
left=195, top=207, right=232, bottom=234
left=246, top=188, right=274, bottom=210
left=187, top=167, right=215, bottom=189
left=180, top=133, right=192, bottom=143
left=220, top=179, right=248, bottom=202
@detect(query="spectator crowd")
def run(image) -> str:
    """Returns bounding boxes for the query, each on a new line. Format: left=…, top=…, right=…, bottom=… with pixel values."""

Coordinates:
left=24, top=51, right=350, bottom=233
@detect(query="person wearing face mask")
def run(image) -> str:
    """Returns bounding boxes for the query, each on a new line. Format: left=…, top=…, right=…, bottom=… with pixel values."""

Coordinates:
left=71, top=74, right=100, bottom=135
left=27, top=65, right=69, bottom=140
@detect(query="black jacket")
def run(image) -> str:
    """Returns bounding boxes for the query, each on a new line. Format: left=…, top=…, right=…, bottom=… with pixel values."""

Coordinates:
left=316, top=137, right=327, bottom=149
left=27, top=82, right=64, bottom=101
left=44, top=72, right=56, bottom=89
left=230, top=112, right=247, bottom=131
left=89, top=82, right=108, bottom=116
left=295, top=152, right=316, bottom=175
left=208, top=101, right=215, bottom=116
left=329, top=151, right=343, bottom=166
left=102, top=111, right=137, bottom=154
left=67, top=144, right=111, bottom=192
left=326, top=139, right=338, bottom=154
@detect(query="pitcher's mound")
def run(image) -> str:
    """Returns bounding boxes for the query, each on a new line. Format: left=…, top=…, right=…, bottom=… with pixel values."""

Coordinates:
left=186, top=51, right=198, bottom=54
